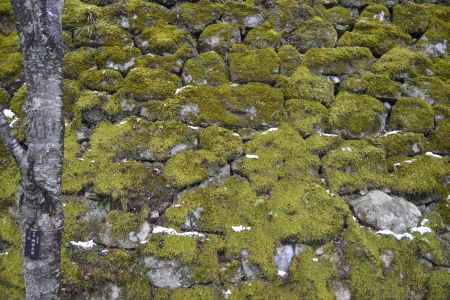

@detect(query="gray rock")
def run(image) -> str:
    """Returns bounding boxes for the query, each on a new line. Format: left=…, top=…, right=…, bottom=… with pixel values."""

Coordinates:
left=331, top=280, right=351, bottom=300
left=143, top=257, right=193, bottom=289
left=182, top=207, right=204, bottom=231
left=179, top=104, right=200, bottom=122
left=274, top=244, right=295, bottom=278
left=349, top=190, right=422, bottom=233
left=240, top=250, right=261, bottom=280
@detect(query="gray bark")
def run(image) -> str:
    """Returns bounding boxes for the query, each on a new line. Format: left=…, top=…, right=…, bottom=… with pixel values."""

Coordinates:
left=0, top=1, right=65, bottom=299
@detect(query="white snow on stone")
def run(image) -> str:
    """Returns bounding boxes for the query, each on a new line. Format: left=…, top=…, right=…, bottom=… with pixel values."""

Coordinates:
left=187, top=125, right=200, bottom=130
left=277, top=270, right=288, bottom=277
left=232, top=132, right=240, bottom=137
left=341, top=147, right=352, bottom=152
left=119, top=120, right=128, bottom=125
left=376, top=230, right=413, bottom=241
left=393, top=162, right=401, bottom=167
left=175, top=85, right=193, bottom=95
left=382, top=130, right=402, bottom=137
left=261, top=127, right=278, bottom=135
left=425, top=152, right=443, bottom=159
left=152, top=226, right=205, bottom=238
left=232, top=225, right=251, bottom=232
left=0, top=251, right=8, bottom=256
left=421, top=219, right=429, bottom=226
left=312, top=258, right=319, bottom=262
left=319, top=132, right=338, bottom=137
left=373, top=11, right=385, bottom=22
left=223, top=289, right=232, bottom=299
left=410, top=226, right=432, bottom=235
left=2, top=109, right=15, bottom=118
left=246, top=154, right=259, bottom=159
left=70, top=240, right=96, bottom=249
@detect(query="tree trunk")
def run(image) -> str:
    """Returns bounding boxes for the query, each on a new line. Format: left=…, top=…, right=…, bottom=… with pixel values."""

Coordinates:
left=0, top=1, right=65, bottom=299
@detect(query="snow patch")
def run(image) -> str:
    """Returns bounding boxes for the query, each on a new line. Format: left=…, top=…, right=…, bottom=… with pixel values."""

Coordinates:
left=223, top=289, right=232, bottom=299
left=70, top=240, right=96, bottom=249
left=152, top=226, right=205, bottom=238
left=410, top=226, right=432, bottom=235
left=261, top=127, right=278, bottom=135
left=341, top=147, right=352, bottom=152
left=246, top=154, right=259, bottom=159
left=425, top=152, right=443, bottom=159
left=382, top=130, right=402, bottom=137
left=175, top=85, right=193, bottom=95
left=376, top=230, right=413, bottom=241
left=232, top=225, right=251, bottom=232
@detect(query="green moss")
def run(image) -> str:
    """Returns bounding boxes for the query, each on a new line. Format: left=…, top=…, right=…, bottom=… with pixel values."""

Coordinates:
left=326, top=6, right=353, bottom=31
left=359, top=4, right=390, bottom=21
left=416, top=16, right=450, bottom=56
left=426, top=270, right=450, bottom=300
left=0, top=145, right=19, bottom=209
left=198, top=23, right=241, bottom=55
left=402, top=76, right=450, bottom=106
left=338, top=20, right=412, bottom=57
left=136, top=23, right=194, bottom=55
left=0, top=52, right=22, bottom=87
left=234, top=124, right=321, bottom=194
left=329, top=92, right=384, bottom=138
left=124, top=278, right=152, bottom=300
left=63, top=0, right=103, bottom=29
left=182, top=51, right=228, bottom=86
left=305, top=133, right=342, bottom=156
left=244, top=24, right=282, bottom=49
left=229, top=45, right=280, bottom=84
left=80, top=69, right=123, bottom=93
left=430, top=105, right=450, bottom=153
left=0, top=32, right=20, bottom=53
left=284, top=99, right=329, bottom=136
left=64, top=47, right=97, bottom=79
left=63, top=199, right=90, bottom=242
left=175, top=0, right=222, bottom=34
left=222, top=1, right=263, bottom=28
left=323, top=140, right=389, bottom=194
left=266, top=1, right=317, bottom=33
left=303, top=47, right=374, bottom=75
left=432, top=57, right=450, bottom=83
left=125, top=0, right=173, bottom=33
left=288, top=17, right=337, bottom=53
left=199, top=125, right=243, bottom=164
left=371, top=47, right=432, bottom=81
left=73, top=20, right=131, bottom=48
left=229, top=281, right=301, bottom=300
left=72, top=90, right=104, bottom=128
left=0, top=87, right=8, bottom=107
left=393, top=2, right=430, bottom=35
left=94, top=46, right=141, bottom=71
left=106, top=210, right=141, bottom=240
left=142, top=235, right=198, bottom=264
left=63, top=79, right=81, bottom=117
left=163, top=149, right=221, bottom=189
left=277, top=45, right=303, bottom=76
left=169, top=286, right=217, bottom=300
left=364, top=72, right=401, bottom=100
left=282, top=66, right=334, bottom=107
left=372, top=132, right=427, bottom=162
left=118, top=67, right=181, bottom=101
left=389, top=97, right=434, bottom=134
left=0, top=249, right=25, bottom=299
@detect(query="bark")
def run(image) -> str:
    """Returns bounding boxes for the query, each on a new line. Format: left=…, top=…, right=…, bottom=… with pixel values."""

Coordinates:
left=0, top=1, right=65, bottom=299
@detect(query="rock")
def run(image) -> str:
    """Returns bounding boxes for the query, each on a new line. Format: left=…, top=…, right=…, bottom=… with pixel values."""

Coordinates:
left=143, top=256, right=193, bottom=289
left=349, top=190, right=422, bottom=233
left=331, top=280, right=351, bottom=300
left=274, top=244, right=295, bottom=278
left=240, top=250, right=261, bottom=280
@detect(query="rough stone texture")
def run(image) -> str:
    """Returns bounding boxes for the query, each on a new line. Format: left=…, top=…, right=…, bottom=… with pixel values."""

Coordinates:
left=143, top=257, right=193, bottom=289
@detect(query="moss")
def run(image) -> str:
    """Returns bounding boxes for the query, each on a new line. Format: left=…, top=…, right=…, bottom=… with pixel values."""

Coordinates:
left=326, top=6, right=354, bottom=31
left=0, top=32, right=20, bottom=53
left=284, top=99, right=329, bottom=136
left=229, top=45, right=280, bottom=84
left=372, top=132, right=427, bottom=162
left=163, top=149, right=221, bottom=189
left=341, top=72, right=401, bottom=100
left=118, top=67, right=181, bottom=101
left=80, top=69, right=123, bottom=93
left=0, top=52, right=22, bottom=88
left=199, top=125, right=243, bottom=164
left=125, top=0, right=173, bottom=33
left=0, top=249, right=25, bottom=299
left=426, top=270, right=450, bottom=300
left=73, top=20, right=132, bottom=48
left=305, top=133, right=342, bottom=157
left=416, top=16, right=450, bottom=57
left=64, top=79, right=82, bottom=117
left=94, top=46, right=141, bottom=71
left=142, top=235, right=198, bottom=264
left=169, top=286, right=217, bottom=300
left=303, top=47, right=374, bottom=75
left=432, top=57, right=450, bottom=83
left=63, top=199, right=90, bottom=242
left=64, top=47, right=97, bottom=79
left=63, top=0, right=103, bottom=29
left=402, top=76, right=449, bottom=106
left=234, top=124, right=320, bottom=194
left=266, top=1, right=317, bottom=33
left=323, top=140, right=389, bottom=194
left=371, top=47, right=432, bottom=81
left=124, top=278, right=152, bottom=300
left=359, top=4, right=390, bottom=21
left=0, top=87, right=8, bottom=107
left=389, top=97, right=434, bottom=134
left=244, top=24, right=282, bottom=49
left=72, top=90, right=104, bottom=128
left=392, top=2, right=430, bottom=35
left=288, top=17, right=337, bottom=53
left=106, top=210, right=141, bottom=240
left=182, top=51, right=228, bottom=86
left=198, top=23, right=241, bottom=55
left=222, top=1, right=263, bottom=28
left=338, top=20, right=412, bottom=57
left=430, top=105, right=450, bottom=153
left=282, top=66, right=334, bottom=107
left=329, top=92, right=384, bottom=138
left=175, top=0, right=222, bottom=34
left=135, top=44, right=196, bottom=74
left=0, top=144, right=19, bottom=209
left=277, top=45, right=303, bottom=76
left=136, top=23, right=194, bottom=55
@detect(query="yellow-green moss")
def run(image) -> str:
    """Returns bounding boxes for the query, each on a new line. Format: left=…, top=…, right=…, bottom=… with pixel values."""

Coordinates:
left=277, top=45, right=303, bottom=76
left=402, top=76, right=450, bottom=105
left=169, top=286, right=217, bottom=300
left=64, top=47, right=97, bottom=79
left=389, top=97, right=434, bottom=134
left=106, top=210, right=142, bottom=240
left=94, top=46, right=141, bottom=70
left=0, top=52, right=22, bottom=88
left=222, top=1, right=263, bottom=28
left=326, top=6, right=353, bottom=31
left=359, top=4, right=390, bottom=21
left=63, top=0, right=104, bottom=29
left=182, top=51, right=228, bottom=86
left=63, top=199, right=90, bottom=242
left=198, top=23, right=241, bottom=55
left=372, top=132, right=427, bottom=162
left=244, top=24, right=282, bottom=49
left=284, top=98, right=329, bottom=136
left=305, top=133, right=342, bottom=156
left=288, top=16, right=337, bottom=53
left=0, top=144, right=20, bottom=209
left=393, top=2, right=430, bottom=35
left=426, top=270, right=450, bottom=300
left=199, top=125, right=243, bottom=164
left=80, top=69, right=123, bottom=93
left=125, top=0, right=173, bottom=33
left=136, top=23, right=194, bottom=55
left=73, top=20, right=131, bottom=48
left=175, top=0, right=222, bottom=34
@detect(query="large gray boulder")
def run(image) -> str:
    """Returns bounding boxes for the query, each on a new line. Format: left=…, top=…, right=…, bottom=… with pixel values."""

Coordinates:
left=348, top=190, right=421, bottom=233
left=143, top=257, right=193, bottom=289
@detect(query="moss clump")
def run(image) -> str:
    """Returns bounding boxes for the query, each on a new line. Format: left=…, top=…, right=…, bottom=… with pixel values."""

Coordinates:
left=416, top=16, right=450, bottom=58
left=163, top=149, right=221, bottom=189
left=401, top=76, right=450, bottom=106
left=359, top=4, right=390, bottom=21
left=338, top=20, right=412, bottom=57
left=63, top=199, right=90, bottom=242
left=175, top=0, right=222, bottom=34
left=106, top=210, right=141, bottom=240
left=278, top=45, right=303, bottom=76
left=229, top=281, right=301, bottom=300
left=0, top=51, right=22, bottom=88
left=305, top=133, right=342, bottom=156
left=244, top=24, right=282, bottom=49
left=222, top=1, right=263, bottom=28
left=282, top=66, right=334, bottom=107
left=198, top=23, right=241, bottom=55
left=125, top=0, right=173, bottom=33
left=0, top=144, right=19, bottom=209
left=234, top=125, right=320, bottom=193
left=199, top=125, right=243, bottom=164
left=392, top=2, right=429, bottom=35
left=372, top=132, right=427, bottom=162
left=288, top=17, right=337, bottom=53
left=329, top=92, right=384, bottom=138
left=73, top=20, right=132, bottom=48
left=430, top=104, right=450, bottom=153
left=284, top=99, right=329, bottom=136
left=326, top=6, right=353, bottom=32
left=169, top=286, right=217, bottom=300
left=229, top=45, right=280, bottom=84
left=432, top=58, right=450, bottom=83
left=142, top=234, right=198, bottom=263
left=135, top=44, right=195, bottom=74
left=323, top=140, right=388, bottom=194
left=303, top=47, right=374, bottom=76
left=182, top=51, right=228, bottom=86
left=0, top=87, right=8, bottom=107
left=371, top=47, right=432, bottom=81
left=64, top=47, right=97, bottom=79
left=136, top=23, right=194, bottom=55
left=426, top=270, right=450, bottom=300
left=118, top=67, right=181, bottom=101
left=63, top=0, right=103, bottom=29
left=341, top=72, right=401, bottom=101
left=389, top=97, right=434, bottom=134
left=72, top=90, right=105, bottom=128
left=80, top=69, right=123, bottom=93
left=266, top=1, right=316, bottom=33
left=94, top=46, right=141, bottom=71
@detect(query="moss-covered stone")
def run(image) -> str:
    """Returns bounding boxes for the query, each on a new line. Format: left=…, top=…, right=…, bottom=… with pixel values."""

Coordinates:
left=266, top=1, right=316, bottom=33
left=63, top=0, right=104, bottom=29
left=199, top=125, right=243, bottom=164
left=80, top=69, right=123, bottom=93
left=135, top=44, right=196, bottom=74
left=174, top=0, right=222, bottom=34
left=0, top=51, right=22, bottom=88
left=284, top=99, right=330, bottom=136
left=389, top=97, right=434, bottom=134
left=287, top=17, right=337, bottom=53
left=401, top=76, right=450, bottom=106
left=340, top=72, right=401, bottom=101
left=338, top=20, right=412, bottom=57
left=393, top=2, right=430, bottom=35
left=64, top=47, right=97, bottom=79
left=94, top=46, right=141, bottom=72
left=125, top=0, right=173, bottom=33
left=326, top=6, right=354, bottom=32
left=372, top=132, right=427, bottom=162
left=426, top=270, right=450, bottom=300
left=432, top=57, right=450, bottom=83
left=416, top=15, right=450, bottom=58
left=430, top=104, right=450, bottom=154
left=323, top=140, right=389, bottom=194
left=359, top=4, right=390, bottom=21
left=282, top=66, right=335, bottom=107
left=198, top=23, right=241, bottom=55
left=182, top=51, right=228, bottom=86
left=118, top=67, right=181, bottom=101
left=244, top=24, right=282, bottom=49
left=303, top=47, right=374, bottom=75
left=73, top=20, right=132, bottom=48
left=229, top=45, right=280, bottom=84
left=222, top=1, right=264, bottom=28
left=371, top=47, right=432, bottom=81
left=277, top=45, right=303, bottom=76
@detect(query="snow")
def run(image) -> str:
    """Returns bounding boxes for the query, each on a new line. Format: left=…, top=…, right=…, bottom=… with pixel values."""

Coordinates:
left=232, top=132, right=240, bottom=137
left=261, top=127, right=278, bottom=135
left=119, top=120, right=128, bottom=125
left=410, top=226, right=432, bottom=235
left=421, top=219, right=429, bottom=226
left=175, top=85, right=193, bottom=95
left=70, top=240, right=96, bottom=249
left=425, top=152, right=443, bottom=159
left=2, top=109, right=15, bottom=118
left=341, top=147, right=352, bottom=152
left=373, top=11, right=385, bottom=22
left=319, top=132, right=338, bottom=137
left=277, top=270, right=288, bottom=277
left=382, top=130, right=402, bottom=137
left=232, top=225, right=251, bottom=232
left=0, top=251, right=8, bottom=256
left=223, top=289, right=232, bottom=299
left=187, top=125, right=200, bottom=130
left=312, top=258, right=319, bottom=262
left=376, top=230, right=413, bottom=241
left=246, top=154, right=259, bottom=159
left=152, top=226, right=205, bottom=238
